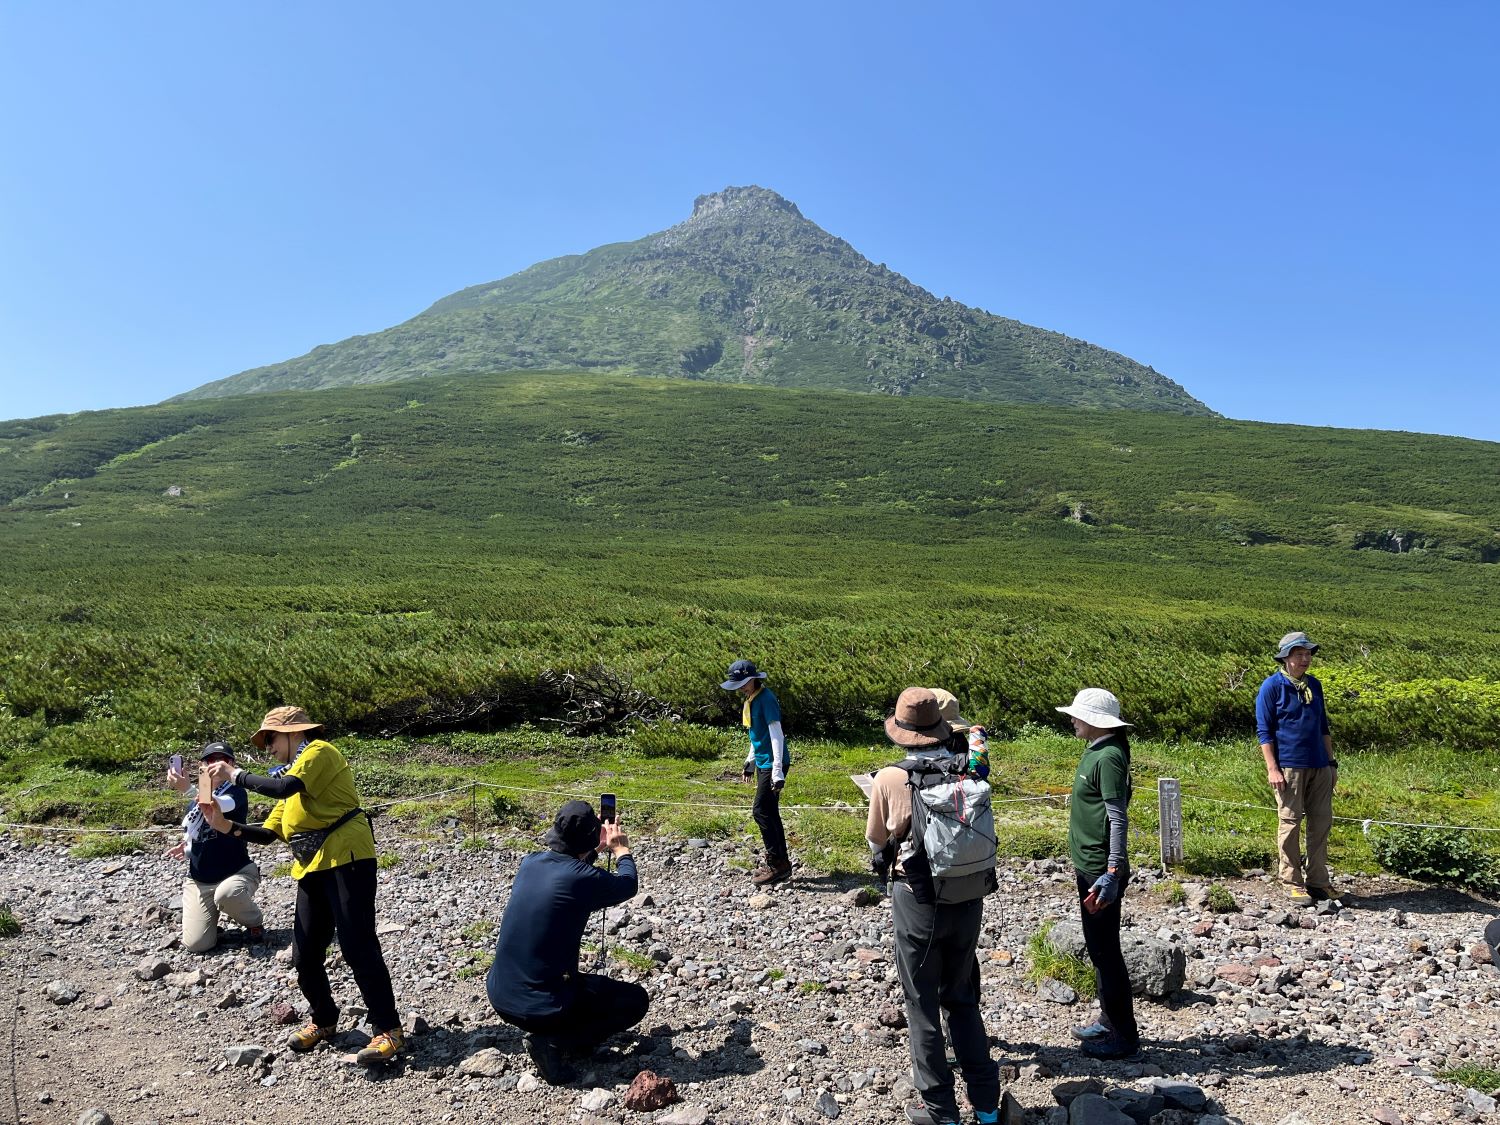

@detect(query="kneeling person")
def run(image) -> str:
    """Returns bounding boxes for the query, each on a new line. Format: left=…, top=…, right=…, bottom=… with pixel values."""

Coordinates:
left=487, top=800, right=649, bottom=1084
left=167, top=742, right=263, bottom=951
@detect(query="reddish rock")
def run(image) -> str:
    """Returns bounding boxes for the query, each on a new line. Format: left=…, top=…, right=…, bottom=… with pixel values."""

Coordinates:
left=1470, top=942, right=1494, bottom=965
left=1191, top=921, right=1215, bottom=937
left=623, top=1069, right=680, bottom=1112
left=1215, top=963, right=1258, bottom=985
left=878, top=1004, right=907, bottom=1029
left=269, top=1002, right=299, bottom=1025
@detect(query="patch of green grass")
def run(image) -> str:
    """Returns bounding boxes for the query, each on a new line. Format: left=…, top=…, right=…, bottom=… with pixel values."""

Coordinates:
left=996, top=819, right=1067, bottom=861
left=460, top=920, right=496, bottom=943
left=271, top=862, right=293, bottom=878
left=1026, top=920, right=1097, bottom=1001
left=1206, top=884, right=1239, bottom=913
left=798, top=980, right=826, bottom=994
left=376, top=851, right=401, bottom=869
left=459, top=833, right=493, bottom=852
left=0, top=905, right=20, bottom=937
left=767, top=968, right=785, bottom=981
left=69, top=834, right=146, bottom=860
left=1439, top=1065, right=1500, bottom=1095
left=1156, top=880, right=1186, bottom=905
left=611, top=948, right=657, bottom=973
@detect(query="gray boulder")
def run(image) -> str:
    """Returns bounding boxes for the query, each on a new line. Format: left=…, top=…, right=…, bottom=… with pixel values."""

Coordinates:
left=1048, top=921, right=1186, bottom=997
left=1069, top=1093, right=1135, bottom=1125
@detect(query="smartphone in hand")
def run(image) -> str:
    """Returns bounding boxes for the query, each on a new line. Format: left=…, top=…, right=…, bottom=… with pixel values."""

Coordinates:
left=1083, top=889, right=1101, bottom=914
left=169, top=754, right=183, bottom=774
left=600, top=793, right=617, bottom=824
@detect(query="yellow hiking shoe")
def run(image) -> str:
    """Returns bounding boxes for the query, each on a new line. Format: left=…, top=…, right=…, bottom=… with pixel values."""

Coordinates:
left=356, top=1027, right=406, bottom=1065
left=287, top=1022, right=337, bottom=1052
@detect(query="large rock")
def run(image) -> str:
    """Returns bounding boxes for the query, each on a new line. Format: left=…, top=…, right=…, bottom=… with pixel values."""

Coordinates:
left=1068, top=1093, right=1134, bottom=1124
left=43, top=980, right=80, bottom=1005
left=457, top=1047, right=508, bottom=1077
left=1047, top=922, right=1185, bottom=997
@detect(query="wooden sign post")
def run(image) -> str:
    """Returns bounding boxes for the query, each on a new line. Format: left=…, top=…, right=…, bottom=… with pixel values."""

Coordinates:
left=1158, top=777, right=1184, bottom=870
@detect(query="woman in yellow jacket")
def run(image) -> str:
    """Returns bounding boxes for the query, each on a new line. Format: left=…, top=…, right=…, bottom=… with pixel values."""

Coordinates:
left=203, top=706, right=403, bottom=1064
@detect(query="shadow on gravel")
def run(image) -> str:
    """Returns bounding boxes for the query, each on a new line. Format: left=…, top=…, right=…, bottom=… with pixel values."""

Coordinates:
left=1341, top=885, right=1497, bottom=916
left=997, top=1033, right=1369, bottom=1082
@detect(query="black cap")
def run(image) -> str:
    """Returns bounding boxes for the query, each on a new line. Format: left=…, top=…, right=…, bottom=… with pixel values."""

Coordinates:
left=545, top=799, right=602, bottom=855
left=199, top=741, right=236, bottom=763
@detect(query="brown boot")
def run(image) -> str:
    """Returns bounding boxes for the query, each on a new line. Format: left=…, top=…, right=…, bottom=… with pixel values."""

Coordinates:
left=752, top=856, right=792, bottom=885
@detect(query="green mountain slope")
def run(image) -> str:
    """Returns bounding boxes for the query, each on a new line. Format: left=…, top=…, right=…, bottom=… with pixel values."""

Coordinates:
left=3, top=372, right=1497, bottom=804
left=174, top=186, right=1213, bottom=414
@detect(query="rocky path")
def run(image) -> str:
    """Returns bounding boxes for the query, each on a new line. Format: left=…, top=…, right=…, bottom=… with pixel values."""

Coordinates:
left=4, top=830, right=1500, bottom=1125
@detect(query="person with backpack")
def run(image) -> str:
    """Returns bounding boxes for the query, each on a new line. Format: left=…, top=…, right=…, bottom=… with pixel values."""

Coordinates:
left=1058, top=687, right=1140, bottom=1060
left=200, top=706, right=404, bottom=1065
left=866, top=687, right=1000, bottom=1125
left=721, top=658, right=793, bottom=885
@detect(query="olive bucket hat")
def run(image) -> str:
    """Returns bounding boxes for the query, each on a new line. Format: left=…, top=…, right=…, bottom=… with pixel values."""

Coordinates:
left=1274, top=631, right=1320, bottom=662
left=251, top=705, right=325, bottom=750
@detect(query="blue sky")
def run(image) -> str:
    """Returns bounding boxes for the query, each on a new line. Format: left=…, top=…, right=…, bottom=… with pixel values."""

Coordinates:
left=2, top=2, right=1497, bottom=441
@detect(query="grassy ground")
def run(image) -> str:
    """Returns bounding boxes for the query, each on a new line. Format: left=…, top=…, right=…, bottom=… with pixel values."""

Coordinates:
left=7, top=722, right=1498, bottom=887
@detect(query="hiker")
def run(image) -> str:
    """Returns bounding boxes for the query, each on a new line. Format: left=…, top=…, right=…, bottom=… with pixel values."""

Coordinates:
left=165, top=741, right=264, bottom=952
left=200, top=706, right=404, bottom=1065
left=1058, top=687, right=1140, bottom=1060
left=722, top=658, right=792, bottom=885
left=487, top=800, right=648, bottom=1085
left=1256, top=631, right=1337, bottom=906
left=929, top=688, right=990, bottom=781
left=867, top=687, right=1000, bottom=1125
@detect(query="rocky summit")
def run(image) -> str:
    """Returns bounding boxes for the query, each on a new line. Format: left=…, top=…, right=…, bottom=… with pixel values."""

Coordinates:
left=174, top=186, right=1213, bottom=415
left=3, top=830, right=1496, bottom=1125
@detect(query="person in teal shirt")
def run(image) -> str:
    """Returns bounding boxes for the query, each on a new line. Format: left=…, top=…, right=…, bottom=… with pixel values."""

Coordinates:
left=722, top=658, right=792, bottom=885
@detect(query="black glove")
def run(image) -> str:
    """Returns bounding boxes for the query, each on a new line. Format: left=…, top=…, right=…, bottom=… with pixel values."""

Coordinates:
left=872, top=848, right=893, bottom=883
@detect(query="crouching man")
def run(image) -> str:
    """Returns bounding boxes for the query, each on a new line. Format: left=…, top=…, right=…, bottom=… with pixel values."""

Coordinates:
left=487, top=800, right=649, bottom=1085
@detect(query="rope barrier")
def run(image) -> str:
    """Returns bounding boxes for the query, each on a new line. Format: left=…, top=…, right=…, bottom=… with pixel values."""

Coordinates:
left=1180, top=792, right=1500, bottom=835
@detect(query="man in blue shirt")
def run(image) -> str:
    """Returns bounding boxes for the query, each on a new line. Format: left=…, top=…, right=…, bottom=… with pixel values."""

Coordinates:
left=1256, top=631, right=1337, bottom=907
left=487, top=800, right=647, bottom=1085
left=723, top=658, right=792, bottom=885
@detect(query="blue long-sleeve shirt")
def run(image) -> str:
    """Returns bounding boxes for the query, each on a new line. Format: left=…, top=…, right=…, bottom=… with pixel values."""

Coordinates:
left=487, top=849, right=638, bottom=1019
left=1255, top=671, right=1332, bottom=769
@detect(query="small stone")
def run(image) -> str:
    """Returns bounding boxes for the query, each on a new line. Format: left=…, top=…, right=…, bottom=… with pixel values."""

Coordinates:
left=1369, top=1109, right=1402, bottom=1125
left=165, top=968, right=205, bottom=989
left=1144, top=1080, right=1207, bottom=1112
left=878, top=1005, right=906, bottom=1029
left=990, top=949, right=1015, bottom=966
left=749, top=894, right=773, bottom=910
left=52, top=911, right=88, bottom=925
left=269, top=1002, right=298, bottom=1025
left=657, top=1105, right=710, bottom=1125
left=1053, top=1077, right=1105, bottom=1105
left=224, top=1044, right=272, bottom=1067
left=76, top=1111, right=113, bottom=1125
left=843, top=886, right=878, bottom=907
left=580, top=1087, right=615, bottom=1112
left=134, top=958, right=170, bottom=982
left=516, top=1073, right=540, bottom=1093
left=1037, top=977, right=1078, bottom=1004
left=622, top=1069, right=678, bottom=1111
left=457, top=1047, right=507, bottom=1078
left=813, top=1089, right=841, bottom=1118
left=44, top=980, right=80, bottom=1005
left=215, top=990, right=241, bottom=1009
left=798, top=1038, right=827, bottom=1055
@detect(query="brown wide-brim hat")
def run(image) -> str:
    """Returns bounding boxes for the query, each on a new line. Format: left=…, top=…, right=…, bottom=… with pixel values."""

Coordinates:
left=251, top=705, right=325, bottom=750
left=884, top=687, right=954, bottom=748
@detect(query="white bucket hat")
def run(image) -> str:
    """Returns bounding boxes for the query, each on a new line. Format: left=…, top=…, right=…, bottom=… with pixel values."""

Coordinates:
left=1055, top=687, right=1134, bottom=730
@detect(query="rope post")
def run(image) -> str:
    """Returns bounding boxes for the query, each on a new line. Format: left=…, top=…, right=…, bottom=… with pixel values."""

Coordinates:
left=1158, top=777, right=1184, bottom=872
left=470, top=782, right=478, bottom=838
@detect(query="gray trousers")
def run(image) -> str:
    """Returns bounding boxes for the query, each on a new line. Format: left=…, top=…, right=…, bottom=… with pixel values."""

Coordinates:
left=892, top=882, right=999, bottom=1122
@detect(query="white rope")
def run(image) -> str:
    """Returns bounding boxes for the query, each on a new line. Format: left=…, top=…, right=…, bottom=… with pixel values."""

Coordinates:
left=1182, top=793, right=1500, bottom=835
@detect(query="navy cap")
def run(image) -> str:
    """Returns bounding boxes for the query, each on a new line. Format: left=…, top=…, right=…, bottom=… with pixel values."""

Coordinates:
left=545, top=799, right=603, bottom=855
left=721, top=658, right=768, bottom=691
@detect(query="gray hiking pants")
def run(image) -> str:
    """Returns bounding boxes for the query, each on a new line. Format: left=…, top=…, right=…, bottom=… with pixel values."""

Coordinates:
left=892, top=881, right=999, bottom=1122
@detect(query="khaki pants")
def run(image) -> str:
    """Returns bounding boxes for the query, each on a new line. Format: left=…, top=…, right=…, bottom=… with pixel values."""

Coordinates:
left=1273, top=766, right=1336, bottom=889
left=183, top=863, right=263, bottom=952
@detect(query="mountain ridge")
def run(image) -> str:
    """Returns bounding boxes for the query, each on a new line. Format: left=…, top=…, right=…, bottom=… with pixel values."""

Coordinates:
left=173, top=186, right=1215, bottom=415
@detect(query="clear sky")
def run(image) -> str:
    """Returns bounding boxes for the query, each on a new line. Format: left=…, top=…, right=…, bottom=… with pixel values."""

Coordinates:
left=2, top=2, right=1496, bottom=441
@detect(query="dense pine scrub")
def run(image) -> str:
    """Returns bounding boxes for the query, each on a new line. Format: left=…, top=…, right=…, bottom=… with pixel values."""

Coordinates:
left=2, top=372, right=1498, bottom=859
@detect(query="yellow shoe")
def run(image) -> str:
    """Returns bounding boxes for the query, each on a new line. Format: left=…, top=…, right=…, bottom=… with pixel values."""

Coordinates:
left=356, top=1028, right=406, bottom=1065
left=287, top=1022, right=337, bottom=1052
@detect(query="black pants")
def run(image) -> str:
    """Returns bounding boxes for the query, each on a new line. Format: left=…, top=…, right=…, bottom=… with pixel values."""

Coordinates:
left=753, top=767, right=788, bottom=864
left=1075, top=870, right=1138, bottom=1045
left=293, top=858, right=400, bottom=1033
left=491, top=973, right=650, bottom=1054
left=892, top=882, right=999, bottom=1122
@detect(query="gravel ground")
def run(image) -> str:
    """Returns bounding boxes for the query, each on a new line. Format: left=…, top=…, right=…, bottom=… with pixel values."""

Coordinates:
left=5, top=828, right=1500, bottom=1125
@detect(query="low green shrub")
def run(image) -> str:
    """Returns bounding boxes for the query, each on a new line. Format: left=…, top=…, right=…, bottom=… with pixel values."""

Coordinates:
left=1438, top=1065, right=1500, bottom=1095
left=1027, top=920, right=1097, bottom=1000
left=1206, top=884, right=1239, bottom=913
left=633, top=722, right=725, bottom=761
left=69, top=834, right=146, bottom=860
left=1181, top=834, right=1272, bottom=878
left=1156, top=880, right=1186, bottom=905
left=1369, top=827, right=1500, bottom=896
left=0, top=905, right=20, bottom=937
left=997, top=822, right=1066, bottom=861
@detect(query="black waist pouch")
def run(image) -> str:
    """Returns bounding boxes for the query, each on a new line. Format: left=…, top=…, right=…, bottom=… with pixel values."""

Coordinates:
left=288, top=807, right=365, bottom=865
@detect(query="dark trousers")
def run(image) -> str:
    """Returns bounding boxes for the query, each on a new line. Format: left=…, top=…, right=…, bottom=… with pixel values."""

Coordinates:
left=892, top=883, right=999, bottom=1122
left=293, top=858, right=400, bottom=1033
left=753, top=767, right=788, bottom=864
left=490, top=973, right=650, bottom=1053
left=1075, top=870, right=1138, bottom=1045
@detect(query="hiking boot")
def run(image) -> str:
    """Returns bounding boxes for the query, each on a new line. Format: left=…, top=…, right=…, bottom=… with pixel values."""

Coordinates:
left=1070, top=1020, right=1111, bottom=1041
left=287, top=1022, right=337, bottom=1052
left=525, top=1033, right=576, bottom=1085
left=752, top=857, right=792, bottom=886
left=1081, top=1033, right=1141, bottom=1060
left=905, top=1102, right=960, bottom=1125
left=1287, top=886, right=1314, bottom=907
left=356, top=1027, right=406, bottom=1065
left=1307, top=885, right=1335, bottom=903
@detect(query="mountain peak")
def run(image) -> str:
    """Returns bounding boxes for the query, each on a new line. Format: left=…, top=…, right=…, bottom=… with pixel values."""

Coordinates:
left=689, top=185, right=804, bottom=222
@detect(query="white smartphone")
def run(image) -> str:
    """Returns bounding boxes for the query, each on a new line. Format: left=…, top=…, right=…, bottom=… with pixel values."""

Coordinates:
left=169, top=754, right=183, bottom=773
